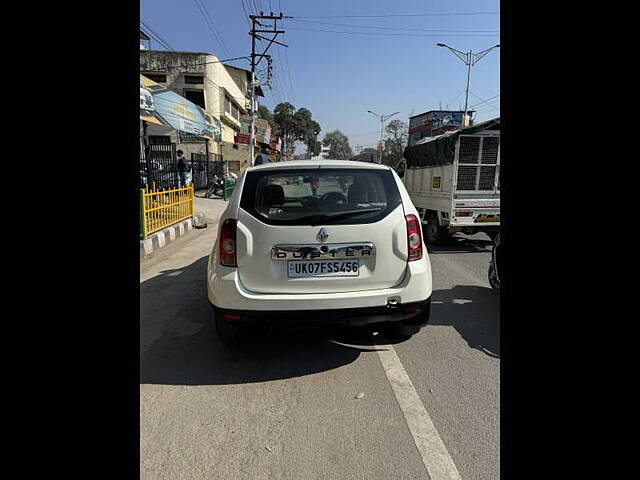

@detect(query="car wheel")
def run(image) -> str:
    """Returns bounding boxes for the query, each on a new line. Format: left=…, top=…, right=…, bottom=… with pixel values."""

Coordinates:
left=214, top=310, right=242, bottom=345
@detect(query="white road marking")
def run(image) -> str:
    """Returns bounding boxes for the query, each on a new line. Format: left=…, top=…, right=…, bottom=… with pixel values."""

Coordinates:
left=375, top=336, right=462, bottom=480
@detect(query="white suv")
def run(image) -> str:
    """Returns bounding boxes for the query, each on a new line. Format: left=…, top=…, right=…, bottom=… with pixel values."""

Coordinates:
left=207, top=160, right=433, bottom=344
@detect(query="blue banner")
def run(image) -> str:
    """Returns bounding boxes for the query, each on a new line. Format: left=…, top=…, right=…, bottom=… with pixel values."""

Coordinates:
left=140, top=75, right=221, bottom=142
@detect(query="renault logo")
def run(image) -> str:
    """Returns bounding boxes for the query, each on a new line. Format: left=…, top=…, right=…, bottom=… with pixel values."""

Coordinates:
left=317, top=228, right=329, bottom=242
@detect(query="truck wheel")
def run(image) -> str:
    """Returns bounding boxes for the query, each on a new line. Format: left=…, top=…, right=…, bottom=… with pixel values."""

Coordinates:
left=214, top=311, right=242, bottom=345
left=425, top=213, right=448, bottom=245
left=486, top=230, right=498, bottom=242
left=488, top=263, right=500, bottom=291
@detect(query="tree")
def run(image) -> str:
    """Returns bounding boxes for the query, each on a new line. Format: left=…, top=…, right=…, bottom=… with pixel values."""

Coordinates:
left=272, top=103, right=322, bottom=156
left=273, top=102, right=297, bottom=153
left=322, top=130, right=353, bottom=160
left=307, top=139, right=322, bottom=157
left=383, top=119, right=408, bottom=168
left=257, top=103, right=274, bottom=126
left=294, top=108, right=321, bottom=157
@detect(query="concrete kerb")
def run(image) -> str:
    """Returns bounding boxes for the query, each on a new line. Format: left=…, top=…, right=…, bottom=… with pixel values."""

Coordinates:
left=140, top=218, right=194, bottom=259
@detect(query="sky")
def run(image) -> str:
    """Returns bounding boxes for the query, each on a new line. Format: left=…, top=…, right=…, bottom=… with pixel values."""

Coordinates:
left=140, top=0, right=500, bottom=152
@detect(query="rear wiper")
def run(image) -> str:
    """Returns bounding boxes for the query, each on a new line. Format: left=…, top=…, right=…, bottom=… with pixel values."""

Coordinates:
left=304, top=208, right=382, bottom=225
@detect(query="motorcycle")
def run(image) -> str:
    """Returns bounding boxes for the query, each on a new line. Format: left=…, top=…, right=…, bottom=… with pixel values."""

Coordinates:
left=206, top=174, right=225, bottom=198
left=488, top=232, right=501, bottom=291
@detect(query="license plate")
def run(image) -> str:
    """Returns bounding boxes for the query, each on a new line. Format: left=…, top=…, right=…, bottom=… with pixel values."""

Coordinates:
left=288, top=260, right=360, bottom=278
left=476, top=216, right=500, bottom=223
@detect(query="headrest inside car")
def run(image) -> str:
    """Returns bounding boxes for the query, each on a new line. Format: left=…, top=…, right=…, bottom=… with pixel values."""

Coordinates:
left=261, top=184, right=285, bottom=207
left=348, top=179, right=369, bottom=204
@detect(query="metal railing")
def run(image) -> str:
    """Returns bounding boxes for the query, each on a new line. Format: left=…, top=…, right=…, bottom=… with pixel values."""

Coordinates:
left=141, top=183, right=194, bottom=238
left=190, top=152, right=208, bottom=189
left=189, top=153, right=224, bottom=190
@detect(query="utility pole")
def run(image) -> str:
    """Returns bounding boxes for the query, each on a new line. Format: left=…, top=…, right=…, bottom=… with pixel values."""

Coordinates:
left=248, top=11, right=289, bottom=166
left=436, top=43, right=500, bottom=128
left=367, top=110, right=399, bottom=164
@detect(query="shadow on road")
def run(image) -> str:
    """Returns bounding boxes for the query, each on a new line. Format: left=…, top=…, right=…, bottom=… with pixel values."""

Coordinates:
left=427, top=234, right=493, bottom=255
left=429, top=285, right=500, bottom=358
left=140, top=256, right=405, bottom=386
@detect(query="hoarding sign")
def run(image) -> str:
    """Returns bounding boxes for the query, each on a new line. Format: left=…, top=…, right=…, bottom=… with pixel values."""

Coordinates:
left=235, top=133, right=250, bottom=144
left=140, top=74, right=222, bottom=142
left=254, top=118, right=272, bottom=144
left=409, top=111, right=464, bottom=133
left=270, top=135, right=282, bottom=152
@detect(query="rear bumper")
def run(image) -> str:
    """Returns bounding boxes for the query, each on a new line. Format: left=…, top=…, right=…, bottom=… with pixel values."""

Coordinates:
left=212, top=297, right=431, bottom=328
left=207, top=254, right=432, bottom=311
left=450, top=200, right=500, bottom=227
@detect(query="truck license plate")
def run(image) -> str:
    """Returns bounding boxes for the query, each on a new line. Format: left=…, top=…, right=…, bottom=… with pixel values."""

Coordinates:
left=476, top=216, right=500, bottom=223
left=288, top=260, right=360, bottom=278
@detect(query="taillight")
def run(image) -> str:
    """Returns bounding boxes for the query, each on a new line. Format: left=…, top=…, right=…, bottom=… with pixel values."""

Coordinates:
left=454, top=211, right=472, bottom=217
left=405, top=214, right=423, bottom=261
left=219, top=218, right=237, bottom=267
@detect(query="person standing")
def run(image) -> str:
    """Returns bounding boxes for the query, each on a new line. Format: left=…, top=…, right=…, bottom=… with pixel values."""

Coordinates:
left=310, top=176, right=320, bottom=196
left=177, top=150, right=186, bottom=187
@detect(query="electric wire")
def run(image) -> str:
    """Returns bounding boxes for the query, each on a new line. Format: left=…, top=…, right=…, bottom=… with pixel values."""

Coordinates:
left=444, top=89, right=467, bottom=109
left=191, top=0, right=231, bottom=58
left=282, top=33, right=295, bottom=105
left=286, top=26, right=499, bottom=37
left=140, top=20, right=174, bottom=50
left=287, top=18, right=499, bottom=33
left=140, top=19, right=175, bottom=51
left=292, top=12, right=500, bottom=19
left=468, top=91, right=500, bottom=110
left=239, top=0, right=252, bottom=28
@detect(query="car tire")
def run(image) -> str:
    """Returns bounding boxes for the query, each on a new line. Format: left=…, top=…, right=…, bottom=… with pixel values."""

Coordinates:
left=214, top=310, right=242, bottom=345
left=425, top=212, right=448, bottom=245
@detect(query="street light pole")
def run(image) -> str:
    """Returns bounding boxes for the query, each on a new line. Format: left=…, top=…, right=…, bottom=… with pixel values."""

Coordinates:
left=463, top=55, right=472, bottom=122
left=367, top=110, right=399, bottom=164
left=437, top=43, right=500, bottom=128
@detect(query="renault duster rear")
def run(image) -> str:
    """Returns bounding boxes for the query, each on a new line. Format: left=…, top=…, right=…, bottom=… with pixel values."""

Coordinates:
left=207, top=160, right=432, bottom=344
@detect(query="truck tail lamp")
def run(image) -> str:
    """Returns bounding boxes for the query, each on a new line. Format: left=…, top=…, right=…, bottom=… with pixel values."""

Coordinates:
left=219, top=218, right=237, bottom=267
left=454, top=211, right=473, bottom=217
left=405, top=214, right=423, bottom=261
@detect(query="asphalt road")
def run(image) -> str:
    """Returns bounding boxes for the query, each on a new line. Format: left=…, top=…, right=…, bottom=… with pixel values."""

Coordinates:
left=140, top=198, right=499, bottom=480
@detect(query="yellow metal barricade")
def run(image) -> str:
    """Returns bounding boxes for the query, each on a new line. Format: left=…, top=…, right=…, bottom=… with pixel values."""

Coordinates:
left=141, top=183, right=194, bottom=238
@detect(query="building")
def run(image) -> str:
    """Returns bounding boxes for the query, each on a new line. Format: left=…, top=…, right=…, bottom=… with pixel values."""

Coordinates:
left=140, top=30, right=151, bottom=50
left=351, top=148, right=379, bottom=163
left=140, top=50, right=264, bottom=174
left=408, top=110, right=466, bottom=147
left=310, top=145, right=331, bottom=161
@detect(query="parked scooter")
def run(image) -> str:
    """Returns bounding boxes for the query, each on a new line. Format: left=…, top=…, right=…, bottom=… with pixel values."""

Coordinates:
left=206, top=174, right=224, bottom=198
left=488, top=232, right=501, bottom=291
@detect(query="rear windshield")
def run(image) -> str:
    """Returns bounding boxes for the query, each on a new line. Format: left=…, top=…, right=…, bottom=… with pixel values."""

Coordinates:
left=240, top=168, right=402, bottom=226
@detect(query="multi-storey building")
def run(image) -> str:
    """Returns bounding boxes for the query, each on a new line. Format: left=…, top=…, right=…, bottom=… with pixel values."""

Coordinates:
left=140, top=50, right=264, bottom=173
